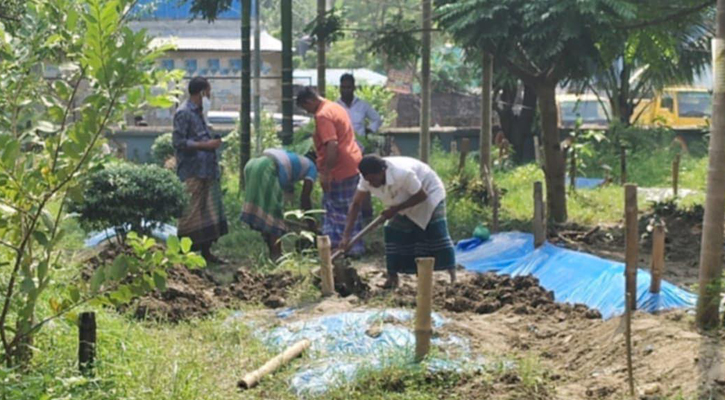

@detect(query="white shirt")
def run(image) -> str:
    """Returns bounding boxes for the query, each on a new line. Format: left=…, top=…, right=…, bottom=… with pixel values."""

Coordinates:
left=358, top=157, right=446, bottom=230
left=336, top=97, right=383, bottom=137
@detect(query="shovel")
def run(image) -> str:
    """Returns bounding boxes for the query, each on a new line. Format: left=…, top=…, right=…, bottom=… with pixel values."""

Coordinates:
left=331, top=215, right=386, bottom=260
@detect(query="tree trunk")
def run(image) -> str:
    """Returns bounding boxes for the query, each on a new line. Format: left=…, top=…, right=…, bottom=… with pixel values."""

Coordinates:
left=253, top=0, right=261, bottom=155
left=536, top=82, right=567, bottom=222
left=317, top=0, right=326, bottom=98
left=618, top=63, right=631, bottom=126
left=240, top=0, right=251, bottom=188
left=419, top=0, right=431, bottom=162
left=281, top=0, right=293, bottom=145
left=696, top=0, right=725, bottom=329
left=512, top=84, right=537, bottom=162
left=480, top=52, right=493, bottom=178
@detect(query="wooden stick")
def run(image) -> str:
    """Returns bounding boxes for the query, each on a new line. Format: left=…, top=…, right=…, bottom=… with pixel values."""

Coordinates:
left=570, top=137, right=577, bottom=192
left=458, top=138, right=470, bottom=173
left=238, top=339, right=311, bottom=390
left=625, top=293, right=635, bottom=398
left=331, top=215, right=386, bottom=260
left=492, top=187, right=500, bottom=233
left=533, top=181, right=545, bottom=247
left=620, top=145, right=627, bottom=185
left=533, top=136, right=541, bottom=167
left=415, top=257, right=434, bottom=362
left=317, top=235, right=334, bottom=296
left=672, top=154, right=680, bottom=197
left=79, top=312, right=96, bottom=376
left=450, top=140, right=458, bottom=154
left=624, top=184, right=638, bottom=311
left=650, top=222, right=666, bottom=294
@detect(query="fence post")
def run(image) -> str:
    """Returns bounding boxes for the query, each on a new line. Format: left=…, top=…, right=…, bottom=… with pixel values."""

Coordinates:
left=625, top=184, right=638, bottom=310
left=414, top=257, right=434, bottom=362
left=533, top=181, right=546, bottom=247
left=650, top=222, right=666, bottom=294
left=79, top=312, right=96, bottom=376
left=317, top=235, right=335, bottom=296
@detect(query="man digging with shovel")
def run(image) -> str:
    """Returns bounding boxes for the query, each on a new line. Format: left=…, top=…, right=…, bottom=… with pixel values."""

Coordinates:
left=339, top=155, right=456, bottom=289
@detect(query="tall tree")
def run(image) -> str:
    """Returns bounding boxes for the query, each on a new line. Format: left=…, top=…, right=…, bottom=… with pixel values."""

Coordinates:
left=437, top=0, right=630, bottom=222
left=579, top=11, right=712, bottom=125
left=240, top=0, right=251, bottom=187
left=480, top=52, right=493, bottom=178
left=281, top=0, right=294, bottom=144
left=697, top=0, right=725, bottom=329
left=317, top=0, right=326, bottom=97
left=420, top=0, right=432, bottom=162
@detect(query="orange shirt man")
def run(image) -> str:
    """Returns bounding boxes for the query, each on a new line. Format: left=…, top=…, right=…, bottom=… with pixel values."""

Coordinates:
left=297, top=87, right=364, bottom=254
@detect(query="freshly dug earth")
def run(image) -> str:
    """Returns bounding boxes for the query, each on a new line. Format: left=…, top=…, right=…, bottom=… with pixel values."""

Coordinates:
left=134, top=266, right=303, bottom=322
left=393, top=272, right=602, bottom=320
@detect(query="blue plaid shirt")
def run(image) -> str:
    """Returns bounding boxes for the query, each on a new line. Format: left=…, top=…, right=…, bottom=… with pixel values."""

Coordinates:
left=172, top=100, right=219, bottom=181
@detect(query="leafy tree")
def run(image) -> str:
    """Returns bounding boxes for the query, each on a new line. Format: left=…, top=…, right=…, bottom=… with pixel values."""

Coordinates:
left=578, top=7, right=713, bottom=125
left=0, top=0, right=182, bottom=366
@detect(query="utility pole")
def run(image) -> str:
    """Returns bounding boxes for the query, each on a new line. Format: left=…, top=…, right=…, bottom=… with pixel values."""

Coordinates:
left=696, top=0, right=725, bottom=329
left=419, top=0, right=431, bottom=163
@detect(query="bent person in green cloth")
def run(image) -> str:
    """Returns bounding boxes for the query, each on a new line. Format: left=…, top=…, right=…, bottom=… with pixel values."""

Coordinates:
left=240, top=149, right=317, bottom=260
left=339, top=155, right=456, bottom=289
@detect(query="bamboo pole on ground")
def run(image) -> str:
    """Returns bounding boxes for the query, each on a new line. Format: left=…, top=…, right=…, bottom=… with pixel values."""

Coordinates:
left=317, top=235, right=334, bottom=296
left=458, top=138, right=470, bottom=173
left=672, top=154, right=680, bottom=197
left=238, top=339, right=311, bottom=390
left=650, top=222, right=666, bottom=294
left=415, top=257, right=434, bottom=362
left=79, top=312, right=96, bottom=376
left=625, top=293, right=635, bottom=397
left=533, top=181, right=545, bottom=247
left=625, top=184, right=638, bottom=311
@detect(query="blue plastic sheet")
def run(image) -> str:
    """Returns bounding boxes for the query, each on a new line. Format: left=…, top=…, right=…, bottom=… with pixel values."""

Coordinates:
left=567, top=177, right=605, bottom=189
left=456, top=232, right=696, bottom=319
left=259, top=309, right=482, bottom=396
left=84, top=221, right=177, bottom=247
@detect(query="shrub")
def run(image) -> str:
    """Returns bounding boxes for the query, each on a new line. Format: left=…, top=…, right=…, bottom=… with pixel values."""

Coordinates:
left=223, top=111, right=280, bottom=172
left=151, top=132, right=174, bottom=165
left=71, top=162, right=187, bottom=237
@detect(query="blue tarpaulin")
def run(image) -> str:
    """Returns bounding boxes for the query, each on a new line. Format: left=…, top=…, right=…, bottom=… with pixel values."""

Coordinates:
left=259, top=309, right=483, bottom=396
left=455, top=232, right=696, bottom=319
left=84, top=222, right=177, bottom=247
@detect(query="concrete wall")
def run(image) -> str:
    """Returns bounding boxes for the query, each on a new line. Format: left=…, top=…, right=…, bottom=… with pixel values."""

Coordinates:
left=393, top=92, right=490, bottom=128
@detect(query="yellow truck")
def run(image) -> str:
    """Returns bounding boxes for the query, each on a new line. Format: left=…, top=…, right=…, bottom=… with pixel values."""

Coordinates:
left=557, top=93, right=611, bottom=130
left=633, top=87, right=711, bottom=131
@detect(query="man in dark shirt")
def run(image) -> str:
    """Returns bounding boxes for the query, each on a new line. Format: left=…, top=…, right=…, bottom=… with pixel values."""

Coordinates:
left=172, top=77, right=228, bottom=263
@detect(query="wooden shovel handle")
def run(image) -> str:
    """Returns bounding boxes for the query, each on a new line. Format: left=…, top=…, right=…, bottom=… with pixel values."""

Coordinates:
left=331, top=215, right=386, bottom=260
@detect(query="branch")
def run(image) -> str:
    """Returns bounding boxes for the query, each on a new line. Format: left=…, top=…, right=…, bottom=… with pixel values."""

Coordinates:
left=52, top=67, right=87, bottom=173
left=618, top=0, right=714, bottom=30
left=498, top=57, right=538, bottom=87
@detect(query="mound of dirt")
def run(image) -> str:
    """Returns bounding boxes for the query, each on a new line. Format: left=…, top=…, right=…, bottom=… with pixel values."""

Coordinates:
left=134, top=267, right=303, bottom=322
left=393, top=272, right=602, bottom=320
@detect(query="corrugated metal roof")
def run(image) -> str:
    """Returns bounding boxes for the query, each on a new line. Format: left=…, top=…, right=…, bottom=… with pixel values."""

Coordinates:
left=293, top=69, right=388, bottom=87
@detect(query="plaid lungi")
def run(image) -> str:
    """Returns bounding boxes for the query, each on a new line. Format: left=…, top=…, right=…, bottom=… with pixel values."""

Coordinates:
left=384, top=200, right=455, bottom=274
left=177, top=177, right=228, bottom=246
left=240, top=156, right=287, bottom=237
left=324, top=174, right=364, bottom=255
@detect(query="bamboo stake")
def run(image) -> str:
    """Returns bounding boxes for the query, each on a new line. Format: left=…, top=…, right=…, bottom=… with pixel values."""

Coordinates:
left=533, top=136, right=541, bottom=167
left=415, top=257, right=434, bottom=362
left=238, top=339, right=311, bottom=390
left=625, top=293, right=635, bottom=398
left=317, top=236, right=334, bottom=296
left=672, top=154, right=681, bottom=197
left=570, top=137, right=577, bottom=192
left=620, top=145, right=627, bottom=185
left=79, top=312, right=96, bottom=376
left=625, top=184, right=638, bottom=311
left=492, top=188, right=500, bottom=233
left=650, top=222, right=666, bottom=294
left=458, top=138, right=470, bottom=173
left=533, top=181, right=545, bottom=247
